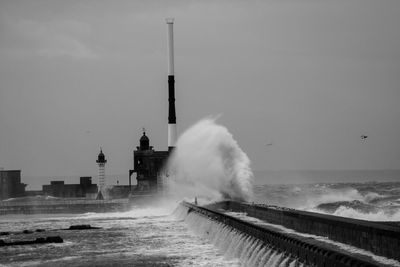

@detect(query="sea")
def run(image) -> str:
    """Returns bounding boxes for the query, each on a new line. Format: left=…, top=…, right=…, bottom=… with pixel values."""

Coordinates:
left=1, top=178, right=400, bottom=267
left=254, top=178, right=400, bottom=222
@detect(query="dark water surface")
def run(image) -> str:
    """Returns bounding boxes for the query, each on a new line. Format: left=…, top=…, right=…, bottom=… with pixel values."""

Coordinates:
left=0, top=207, right=239, bottom=267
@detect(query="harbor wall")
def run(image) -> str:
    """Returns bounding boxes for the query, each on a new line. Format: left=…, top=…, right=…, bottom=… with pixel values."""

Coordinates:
left=208, top=201, right=400, bottom=261
left=182, top=201, right=379, bottom=267
left=0, top=199, right=130, bottom=215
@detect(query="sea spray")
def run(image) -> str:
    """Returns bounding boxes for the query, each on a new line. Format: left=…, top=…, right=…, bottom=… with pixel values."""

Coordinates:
left=166, top=118, right=253, bottom=202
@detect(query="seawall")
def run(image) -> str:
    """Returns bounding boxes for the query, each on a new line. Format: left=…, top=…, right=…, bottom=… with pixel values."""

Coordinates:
left=207, top=201, right=400, bottom=261
left=181, top=201, right=391, bottom=267
left=0, top=199, right=130, bottom=215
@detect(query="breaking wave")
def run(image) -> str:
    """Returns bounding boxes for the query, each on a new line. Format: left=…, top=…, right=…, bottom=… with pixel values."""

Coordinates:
left=326, top=206, right=400, bottom=221
left=254, top=182, right=400, bottom=221
left=165, top=117, right=253, bottom=203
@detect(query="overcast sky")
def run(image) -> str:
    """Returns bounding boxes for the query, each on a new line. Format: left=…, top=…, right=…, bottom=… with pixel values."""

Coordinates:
left=1, top=0, right=399, bottom=182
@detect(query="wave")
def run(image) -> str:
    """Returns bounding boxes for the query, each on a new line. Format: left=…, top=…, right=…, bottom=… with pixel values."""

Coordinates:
left=315, top=200, right=377, bottom=214
left=166, top=118, right=253, bottom=203
left=313, top=206, right=400, bottom=221
left=254, top=182, right=400, bottom=221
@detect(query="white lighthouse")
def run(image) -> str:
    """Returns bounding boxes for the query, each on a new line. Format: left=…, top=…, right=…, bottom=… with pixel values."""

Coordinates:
left=96, top=148, right=107, bottom=200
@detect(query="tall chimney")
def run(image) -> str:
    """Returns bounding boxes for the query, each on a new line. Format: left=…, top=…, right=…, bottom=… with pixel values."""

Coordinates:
left=166, top=18, right=177, bottom=150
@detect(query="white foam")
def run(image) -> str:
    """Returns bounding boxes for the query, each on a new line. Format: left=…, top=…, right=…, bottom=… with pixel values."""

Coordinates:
left=76, top=206, right=175, bottom=220
left=330, top=206, right=400, bottom=221
left=165, top=118, right=253, bottom=202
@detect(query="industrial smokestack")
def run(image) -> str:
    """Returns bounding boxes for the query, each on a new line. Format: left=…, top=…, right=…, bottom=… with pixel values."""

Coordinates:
left=166, top=18, right=177, bottom=150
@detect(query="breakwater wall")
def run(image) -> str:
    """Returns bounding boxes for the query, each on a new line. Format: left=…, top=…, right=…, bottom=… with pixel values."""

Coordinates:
left=0, top=194, right=170, bottom=215
left=181, top=201, right=382, bottom=267
left=0, top=199, right=130, bottom=215
left=207, top=201, right=400, bottom=261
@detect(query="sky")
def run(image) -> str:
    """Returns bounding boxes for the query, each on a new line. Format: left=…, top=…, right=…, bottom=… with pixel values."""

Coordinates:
left=0, top=0, right=399, bottom=186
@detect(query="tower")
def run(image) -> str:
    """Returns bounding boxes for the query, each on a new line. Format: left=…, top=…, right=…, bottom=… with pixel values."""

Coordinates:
left=131, top=130, right=169, bottom=192
left=166, top=18, right=177, bottom=151
left=96, top=148, right=107, bottom=200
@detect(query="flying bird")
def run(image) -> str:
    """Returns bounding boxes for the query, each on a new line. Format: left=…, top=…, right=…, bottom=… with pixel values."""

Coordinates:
left=361, top=135, right=368, bottom=139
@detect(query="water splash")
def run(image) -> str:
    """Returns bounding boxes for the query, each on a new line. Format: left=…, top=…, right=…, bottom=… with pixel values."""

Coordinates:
left=166, top=118, right=253, bottom=202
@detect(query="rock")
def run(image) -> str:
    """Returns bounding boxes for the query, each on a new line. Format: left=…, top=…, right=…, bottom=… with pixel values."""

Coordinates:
left=68, top=224, right=100, bottom=230
left=35, top=229, right=45, bottom=232
left=22, top=230, right=33, bottom=234
left=46, top=236, right=63, bottom=243
left=0, top=236, right=63, bottom=246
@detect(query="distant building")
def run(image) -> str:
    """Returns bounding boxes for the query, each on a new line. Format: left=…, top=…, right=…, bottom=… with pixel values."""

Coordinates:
left=42, top=177, right=97, bottom=198
left=96, top=149, right=107, bottom=200
left=129, top=131, right=169, bottom=193
left=0, top=170, right=26, bottom=200
left=107, top=185, right=131, bottom=199
left=25, top=190, right=44, bottom=197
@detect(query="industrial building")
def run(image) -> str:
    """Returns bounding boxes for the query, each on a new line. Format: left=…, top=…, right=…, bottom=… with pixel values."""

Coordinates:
left=107, top=185, right=131, bottom=199
left=0, top=170, right=26, bottom=200
left=42, top=177, right=97, bottom=198
left=129, top=131, right=169, bottom=193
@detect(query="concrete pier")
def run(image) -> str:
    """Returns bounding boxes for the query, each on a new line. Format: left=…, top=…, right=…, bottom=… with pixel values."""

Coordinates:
left=181, top=201, right=394, bottom=267
left=207, top=201, right=400, bottom=261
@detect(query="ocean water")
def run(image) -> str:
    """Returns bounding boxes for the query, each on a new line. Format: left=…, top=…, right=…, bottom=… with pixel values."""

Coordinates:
left=1, top=180, right=400, bottom=266
left=254, top=181, right=400, bottom=221
left=0, top=205, right=240, bottom=267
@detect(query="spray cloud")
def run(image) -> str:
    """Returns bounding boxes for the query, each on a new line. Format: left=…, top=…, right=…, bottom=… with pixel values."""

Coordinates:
left=166, top=117, right=253, bottom=202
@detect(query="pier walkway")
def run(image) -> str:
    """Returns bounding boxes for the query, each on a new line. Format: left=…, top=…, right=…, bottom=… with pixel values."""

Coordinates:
left=181, top=201, right=400, bottom=267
